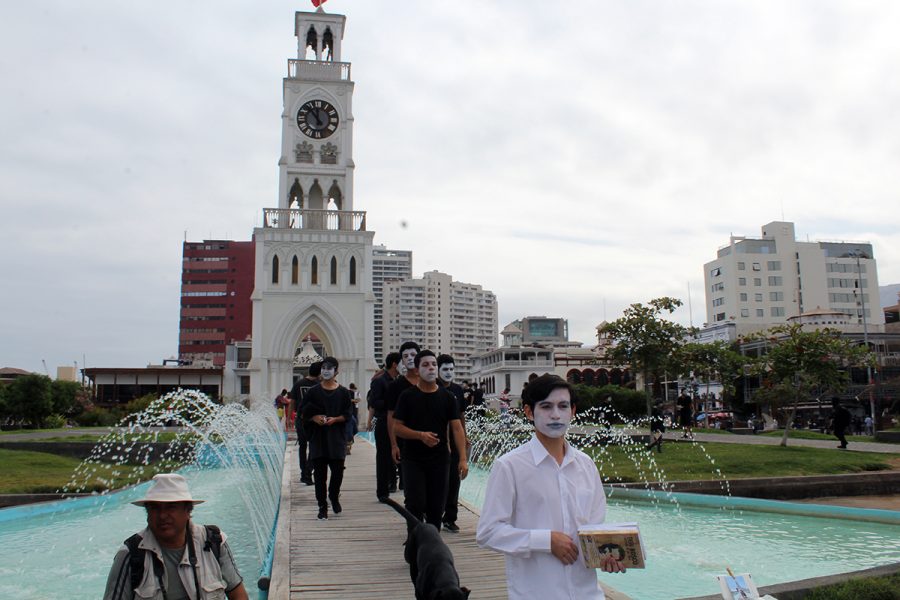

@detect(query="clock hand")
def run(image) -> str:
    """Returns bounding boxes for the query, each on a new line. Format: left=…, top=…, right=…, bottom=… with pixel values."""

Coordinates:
left=307, top=109, right=321, bottom=127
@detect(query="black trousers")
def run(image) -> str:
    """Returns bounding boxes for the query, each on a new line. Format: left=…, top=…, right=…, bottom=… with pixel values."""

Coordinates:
left=402, top=453, right=449, bottom=530
left=374, top=417, right=396, bottom=498
left=835, top=427, right=848, bottom=448
left=312, top=457, right=345, bottom=509
left=443, top=451, right=461, bottom=523
left=297, top=425, right=311, bottom=481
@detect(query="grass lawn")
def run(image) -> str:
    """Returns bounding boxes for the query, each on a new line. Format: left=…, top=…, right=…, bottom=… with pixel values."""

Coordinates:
left=0, top=448, right=178, bottom=494
left=758, top=429, right=881, bottom=443
left=586, top=441, right=900, bottom=484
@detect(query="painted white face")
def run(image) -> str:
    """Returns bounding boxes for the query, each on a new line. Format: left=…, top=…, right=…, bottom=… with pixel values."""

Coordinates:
left=438, top=362, right=455, bottom=383
left=531, top=387, right=573, bottom=438
left=401, top=348, right=418, bottom=371
left=397, top=361, right=407, bottom=376
left=418, top=356, right=438, bottom=383
left=320, top=364, right=336, bottom=381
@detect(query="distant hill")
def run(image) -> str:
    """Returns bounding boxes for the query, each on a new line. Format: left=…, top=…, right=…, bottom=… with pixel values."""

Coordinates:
left=881, top=283, right=900, bottom=308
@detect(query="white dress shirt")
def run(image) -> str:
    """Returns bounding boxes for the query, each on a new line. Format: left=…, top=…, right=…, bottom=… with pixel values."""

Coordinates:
left=476, top=435, right=607, bottom=600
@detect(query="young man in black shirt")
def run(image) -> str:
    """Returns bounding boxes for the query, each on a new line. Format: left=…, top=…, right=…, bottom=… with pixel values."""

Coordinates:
left=290, top=361, right=322, bottom=485
left=302, top=357, right=352, bottom=520
left=437, top=353, right=468, bottom=532
left=368, top=351, right=401, bottom=501
left=386, top=341, right=421, bottom=470
left=393, top=350, right=468, bottom=529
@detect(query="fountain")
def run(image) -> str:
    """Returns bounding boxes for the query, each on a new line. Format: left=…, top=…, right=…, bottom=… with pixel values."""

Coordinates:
left=459, top=405, right=900, bottom=600
left=0, top=389, right=285, bottom=600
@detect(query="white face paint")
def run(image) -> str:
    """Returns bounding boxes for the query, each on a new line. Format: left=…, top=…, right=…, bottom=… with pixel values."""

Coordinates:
left=401, top=348, right=418, bottom=371
left=418, top=356, right=438, bottom=383
left=531, top=387, right=573, bottom=438
left=320, top=364, right=336, bottom=381
left=438, top=362, right=455, bottom=383
left=397, top=361, right=407, bottom=376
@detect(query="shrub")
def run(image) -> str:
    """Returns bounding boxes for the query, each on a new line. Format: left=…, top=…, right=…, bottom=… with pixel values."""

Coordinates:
left=574, top=384, right=649, bottom=422
left=123, top=394, right=157, bottom=420
left=44, top=414, right=67, bottom=429
left=803, top=572, right=900, bottom=600
left=74, top=407, right=120, bottom=427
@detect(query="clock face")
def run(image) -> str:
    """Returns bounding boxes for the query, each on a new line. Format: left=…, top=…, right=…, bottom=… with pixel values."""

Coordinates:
left=296, top=99, right=339, bottom=139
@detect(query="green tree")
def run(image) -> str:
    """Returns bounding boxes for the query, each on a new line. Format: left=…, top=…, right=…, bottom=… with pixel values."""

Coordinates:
left=746, top=323, right=871, bottom=446
left=50, top=380, right=82, bottom=416
left=601, top=297, right=694, bottom=414
left=675, top=340, right=748, bottom=407
left=7, top=374, right=53, bottom=428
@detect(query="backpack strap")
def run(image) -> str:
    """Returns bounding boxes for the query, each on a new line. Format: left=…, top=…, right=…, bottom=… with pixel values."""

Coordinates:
left=204, top=524, right=223, bottom=560
left=124, top=533, right=166, bottom=597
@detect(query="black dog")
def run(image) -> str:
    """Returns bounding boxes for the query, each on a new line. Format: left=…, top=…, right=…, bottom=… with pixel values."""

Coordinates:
left=382, top=497, right=471, bottom=600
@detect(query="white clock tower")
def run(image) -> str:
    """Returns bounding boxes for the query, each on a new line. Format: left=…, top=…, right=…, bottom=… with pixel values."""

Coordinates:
left=249, top=7, right=375, bottom=400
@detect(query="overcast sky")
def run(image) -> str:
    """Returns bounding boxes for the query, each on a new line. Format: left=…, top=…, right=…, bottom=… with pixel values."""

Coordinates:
left=3, top=0, right=900, bottom=374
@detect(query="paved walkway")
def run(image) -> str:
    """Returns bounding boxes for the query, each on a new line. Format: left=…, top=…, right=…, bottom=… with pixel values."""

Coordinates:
left=270, top=435, right=631, bottom=599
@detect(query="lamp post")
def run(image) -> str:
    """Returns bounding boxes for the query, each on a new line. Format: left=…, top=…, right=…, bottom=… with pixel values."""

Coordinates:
left=849, top=249, right=876, bottom=424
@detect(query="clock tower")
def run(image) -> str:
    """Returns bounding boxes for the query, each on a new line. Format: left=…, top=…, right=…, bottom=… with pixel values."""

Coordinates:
left=249, top=7, right=375, bottom=400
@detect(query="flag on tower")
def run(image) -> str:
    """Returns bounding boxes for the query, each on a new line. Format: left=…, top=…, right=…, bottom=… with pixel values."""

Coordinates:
left=311, top=0, right=328, bottom=7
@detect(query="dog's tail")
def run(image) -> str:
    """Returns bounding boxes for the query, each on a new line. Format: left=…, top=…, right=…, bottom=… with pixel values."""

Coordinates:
left=382, top=497, right=423, bottom=529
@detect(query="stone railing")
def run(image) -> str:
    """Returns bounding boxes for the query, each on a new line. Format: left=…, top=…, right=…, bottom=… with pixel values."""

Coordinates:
left=287, top=59, right=351, bottom=81
left=263, top=208, right=367, bottom=232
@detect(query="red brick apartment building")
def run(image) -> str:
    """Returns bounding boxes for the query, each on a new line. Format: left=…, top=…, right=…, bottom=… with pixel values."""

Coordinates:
left=179, top=240, right=254, bottom=366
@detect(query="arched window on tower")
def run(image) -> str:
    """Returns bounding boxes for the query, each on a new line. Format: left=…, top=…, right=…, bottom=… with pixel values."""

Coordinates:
left=291, top=256, right=299, bottom=285
left=323, top=28, right=334, bottom=61
left=326, top=180, right=342, bottom=209
left=272, top=255, right=279, bottom=285
left=349, top=256, right=357, bottom=286
left=305, top=26, right=318, bottom=60
left=310, top=256, right=318, bottom=285
left=330, top=256, right=338, bottom=285
left=289, top=178, right=303, bottom=209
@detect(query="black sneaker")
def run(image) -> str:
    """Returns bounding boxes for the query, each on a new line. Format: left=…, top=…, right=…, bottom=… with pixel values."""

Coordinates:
left=317, top=507, right=328, bottom=520
left=301, top=477, right=313, bottom=486
left=331, top=499, right=342, bottom=514
left=442, top=521, right=460, bottom=533
left=377, top=496, right=389, bottom=503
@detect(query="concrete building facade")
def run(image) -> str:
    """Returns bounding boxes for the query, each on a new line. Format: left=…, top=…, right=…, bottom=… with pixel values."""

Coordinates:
left=384, top=270, right=498, bottom=382
left=703, top=221, right=883, bottom=335
left=371, top=245, right=412, bottom=366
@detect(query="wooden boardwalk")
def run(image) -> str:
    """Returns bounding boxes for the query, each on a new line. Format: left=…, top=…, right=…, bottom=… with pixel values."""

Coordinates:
left=274, top=436, right=509, bottom=599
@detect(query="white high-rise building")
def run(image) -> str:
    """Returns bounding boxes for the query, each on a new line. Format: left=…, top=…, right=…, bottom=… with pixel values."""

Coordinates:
left=249, top=8, right=375, bottom=400
left=384, top=271, right=498, bottom=381
left=703, top=221, right=883, bottom=334
left=371, top=246, right=412, bottom=366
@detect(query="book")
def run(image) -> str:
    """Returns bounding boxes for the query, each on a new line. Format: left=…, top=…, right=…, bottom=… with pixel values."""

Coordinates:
left=577, top=522, right=646, bottom=569
left=716, top=571, right=759, bottom=599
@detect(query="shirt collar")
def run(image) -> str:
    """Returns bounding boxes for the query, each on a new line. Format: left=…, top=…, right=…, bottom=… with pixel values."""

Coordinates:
left=527, top=435, right=574, bottom=467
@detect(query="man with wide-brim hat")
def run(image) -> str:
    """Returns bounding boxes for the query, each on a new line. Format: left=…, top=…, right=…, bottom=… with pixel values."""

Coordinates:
left=103, top=473, right=249, bottom=600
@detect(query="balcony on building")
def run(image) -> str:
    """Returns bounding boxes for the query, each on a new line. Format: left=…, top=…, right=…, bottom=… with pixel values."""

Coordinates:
left=287, top=59, right=351, bottom=81
left=262, top=208, right=367, bottom=231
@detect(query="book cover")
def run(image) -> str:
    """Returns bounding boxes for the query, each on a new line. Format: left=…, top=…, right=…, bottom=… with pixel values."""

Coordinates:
left=716, top=572, right=759, bottom=599
left=577, top=522, right=646, bottom=569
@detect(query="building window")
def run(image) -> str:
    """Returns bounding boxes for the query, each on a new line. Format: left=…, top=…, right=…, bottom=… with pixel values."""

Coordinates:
left=240, top=376, right=250, bottom=395
left=770, top=291, right=784, bottom=301
left=756, top=309, right=764, bottom=317
left=711, top=282, right=724, bottom=292
left=738, top=277, right=746, bottom=286
left=292, top=256, right=299, bottom=285
left=754, top=278, right=762, bottom=286
left=771, top=307, right=785, bottom=317
left=738, top=262, right=745, bottom=270
left=710, top=267, right=721, bottom=277
left=752, top=262, right=761, bottom=271
left=330, top=256, right=338, bottom=285
left=755, top=293, right=763, bottom=302
left=715, top=312, right=726, bottom=322
left=739, top=293, right=748, bottom=301
left=740, top=309, right=749, bottom=317
left=311, top=256, right=318, bottom=285
left=767, top=260, right=781, bottom=271
left=272, top=255, right=279, bottom=284
left=713, top=298, right=725, bottom=307
left=768, top=276, right=783, bottom=286
left=349, top=256, right=357, bottom=285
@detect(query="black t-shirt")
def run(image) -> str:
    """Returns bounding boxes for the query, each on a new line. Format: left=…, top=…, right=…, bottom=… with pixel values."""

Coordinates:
left=291, top=376, right=319, bottom=416
left=369, top=371, right=394, bottom=417
left=385, top=375, right=416, bottom=413
left=677, top=395, right=692, bottom=415
left=393, top=386, right=460, bottom=461
left=301, top=384, right=353, bottom=460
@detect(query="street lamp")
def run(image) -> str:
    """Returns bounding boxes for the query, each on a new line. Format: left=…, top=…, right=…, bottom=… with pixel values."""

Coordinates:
left=848, top=249, right=876, bottom=423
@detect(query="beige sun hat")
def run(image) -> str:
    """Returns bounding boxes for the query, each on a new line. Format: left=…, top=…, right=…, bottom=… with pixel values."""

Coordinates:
left=132, top=473, right=204, bottom=506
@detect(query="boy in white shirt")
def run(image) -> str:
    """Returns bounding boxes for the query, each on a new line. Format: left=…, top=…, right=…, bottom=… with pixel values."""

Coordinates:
left=476, top=374, right=624, bottom=600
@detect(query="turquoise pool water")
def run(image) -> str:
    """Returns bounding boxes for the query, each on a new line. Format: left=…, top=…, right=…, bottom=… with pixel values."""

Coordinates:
left=0, top=469, right=271, bottom=600
left=460, top=466, right=900, bottom=600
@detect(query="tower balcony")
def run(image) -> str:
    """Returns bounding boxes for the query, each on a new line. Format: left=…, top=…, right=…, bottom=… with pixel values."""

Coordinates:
left=287, top=59, right=351, bottom=81
left=263, top=208, right=367, bottom=231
